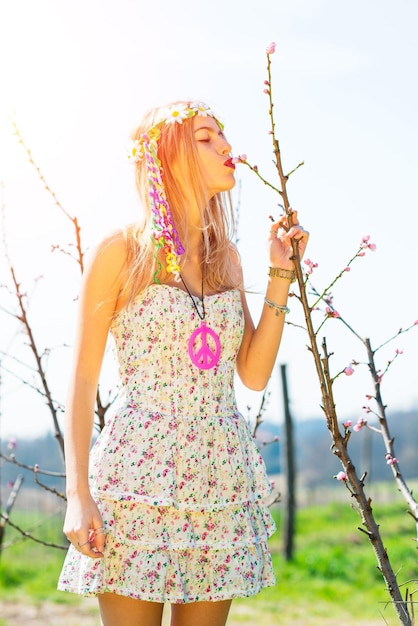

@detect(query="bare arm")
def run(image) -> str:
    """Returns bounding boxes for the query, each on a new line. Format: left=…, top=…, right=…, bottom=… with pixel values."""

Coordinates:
left=236, top=211, right=308, bottom=390
left=63, top=232, right=127, bottom=558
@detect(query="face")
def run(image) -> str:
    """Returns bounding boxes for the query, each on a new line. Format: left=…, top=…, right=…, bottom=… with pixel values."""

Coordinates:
left=192, top=115, right=235, bottom=198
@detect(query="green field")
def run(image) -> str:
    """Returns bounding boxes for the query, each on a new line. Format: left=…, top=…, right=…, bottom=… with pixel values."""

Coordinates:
left=0, top=500, right=417, bottom=625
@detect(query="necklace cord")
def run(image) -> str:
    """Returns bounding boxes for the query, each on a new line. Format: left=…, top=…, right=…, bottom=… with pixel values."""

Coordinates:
left=180, top=275, right=205, bottom=321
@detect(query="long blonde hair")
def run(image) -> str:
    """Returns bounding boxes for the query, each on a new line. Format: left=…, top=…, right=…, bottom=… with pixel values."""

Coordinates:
left=123, top=101, right=238, bottom=303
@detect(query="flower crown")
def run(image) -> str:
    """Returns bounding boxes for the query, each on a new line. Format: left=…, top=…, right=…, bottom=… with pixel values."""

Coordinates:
left=128, top=102, right=222, bottom=282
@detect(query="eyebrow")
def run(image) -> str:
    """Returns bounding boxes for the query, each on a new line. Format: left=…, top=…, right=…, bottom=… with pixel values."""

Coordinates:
left=193, top=125, right=224, bottom=135
left=193, top=126, right=214, bottom=132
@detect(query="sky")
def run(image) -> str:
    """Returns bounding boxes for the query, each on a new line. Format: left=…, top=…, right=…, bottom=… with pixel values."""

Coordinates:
left=0, top=0, right=417, bottom=440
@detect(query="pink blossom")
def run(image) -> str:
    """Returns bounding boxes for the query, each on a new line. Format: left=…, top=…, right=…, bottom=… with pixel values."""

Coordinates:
left=325, top=307, right=340, bottom=319
left=344, top=365, right=354, bottom=376
left=232, top=154, right=247, bottom=164
left=336, top=471, right=347, bottom=481
left=353, top=417, right=367, bottom=432
left=385, top=454, right=398, bottom=466
left=344, top=267, right=350, bottom=272
left=414, top=320, right=418, bottom=325
left=360, top=235, right=376, bottom=251
left=343, top=420, right=353, bottom=428
left=263, top=88, right=270, bottom=95
left=304, top=258, right=318, bottom=275
left=395, top=348, right=403, bottom=355
left=266, top=42, right=276, bottom=54
left=7, top=438, right=17, bottom=450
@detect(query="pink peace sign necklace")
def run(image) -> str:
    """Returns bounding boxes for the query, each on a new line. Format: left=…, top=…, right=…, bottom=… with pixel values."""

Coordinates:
left=180, top=274, right=221, bottom=370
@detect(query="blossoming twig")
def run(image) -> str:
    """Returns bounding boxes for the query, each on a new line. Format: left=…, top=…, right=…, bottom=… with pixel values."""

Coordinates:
left=244, top=42, right=415, bottom=625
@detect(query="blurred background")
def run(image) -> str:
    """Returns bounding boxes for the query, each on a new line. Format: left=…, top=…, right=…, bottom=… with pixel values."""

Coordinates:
left=1, top=0, right=418, bottom=444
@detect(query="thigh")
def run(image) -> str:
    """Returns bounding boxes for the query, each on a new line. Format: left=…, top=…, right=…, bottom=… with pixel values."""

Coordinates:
left=98, top=593, right=164, bottom=626
left=170, top=599, right=232, bottom=626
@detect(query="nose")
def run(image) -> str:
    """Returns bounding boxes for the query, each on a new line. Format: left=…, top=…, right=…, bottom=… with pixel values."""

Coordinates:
left=219, top=136, right=232, bottom=155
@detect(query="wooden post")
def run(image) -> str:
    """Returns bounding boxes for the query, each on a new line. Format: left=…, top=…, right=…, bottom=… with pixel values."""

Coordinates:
left=280, top=364, right=296, bottom=561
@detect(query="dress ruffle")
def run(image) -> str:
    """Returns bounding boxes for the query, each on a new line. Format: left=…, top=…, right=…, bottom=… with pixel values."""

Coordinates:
left=89, top=408, right=272, bottom=511
left=58, top=497, right=276, bottom=603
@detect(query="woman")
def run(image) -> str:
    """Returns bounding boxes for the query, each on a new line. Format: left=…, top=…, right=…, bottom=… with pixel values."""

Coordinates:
left=58, top=101, right=308, bottom=626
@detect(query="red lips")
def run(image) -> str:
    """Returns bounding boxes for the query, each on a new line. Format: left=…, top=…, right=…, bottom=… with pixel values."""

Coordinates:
left=224, top=157, right=235, bottom=169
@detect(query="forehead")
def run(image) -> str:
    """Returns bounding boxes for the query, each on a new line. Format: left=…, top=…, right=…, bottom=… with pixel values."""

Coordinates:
left=192, top=115, right=223, bottom=132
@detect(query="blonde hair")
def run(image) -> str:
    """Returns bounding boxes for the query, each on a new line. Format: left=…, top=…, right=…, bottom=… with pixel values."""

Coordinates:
left=123, top=101, right=239, bottom=303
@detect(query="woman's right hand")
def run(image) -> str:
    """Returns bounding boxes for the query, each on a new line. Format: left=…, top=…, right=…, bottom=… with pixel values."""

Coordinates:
left=63, top=493, right=106, bottom=559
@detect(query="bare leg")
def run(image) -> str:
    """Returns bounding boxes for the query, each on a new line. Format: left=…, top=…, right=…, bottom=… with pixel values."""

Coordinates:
left=98, top=593, right=164, bottom=626
left=171, top=600, right=232, bottom=626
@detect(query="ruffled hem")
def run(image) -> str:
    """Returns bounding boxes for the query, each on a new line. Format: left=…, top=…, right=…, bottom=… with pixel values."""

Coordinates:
left=58, top=542, right=276, bottom=603
left=90, top=490, right=270, bottom=512
left=58, top=497, right=276, bottom=603
left=98, top=496, right=276, bottom=549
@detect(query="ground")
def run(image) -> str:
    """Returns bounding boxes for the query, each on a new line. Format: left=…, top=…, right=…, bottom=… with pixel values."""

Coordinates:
left=0, top=599, right=391, bottom=626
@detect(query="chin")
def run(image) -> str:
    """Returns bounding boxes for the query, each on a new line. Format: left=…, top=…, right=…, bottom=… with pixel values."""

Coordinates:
left=220, top=177, right=236, bottom=193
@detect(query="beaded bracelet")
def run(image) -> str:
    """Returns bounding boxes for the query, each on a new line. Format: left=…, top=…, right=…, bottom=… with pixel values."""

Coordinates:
left=268, top=266, right=296, bottom=283
left=264, top=297, right=290, bottom=316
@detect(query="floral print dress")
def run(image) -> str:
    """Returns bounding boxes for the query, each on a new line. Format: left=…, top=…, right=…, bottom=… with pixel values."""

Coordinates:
left=58, top=284, right=276, bottom=603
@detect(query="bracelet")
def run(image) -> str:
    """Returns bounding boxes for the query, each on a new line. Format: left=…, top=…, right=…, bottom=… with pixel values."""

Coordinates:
left=264, top=297, right=290, bottom=316
left=268, top=266, right=296, bottom=283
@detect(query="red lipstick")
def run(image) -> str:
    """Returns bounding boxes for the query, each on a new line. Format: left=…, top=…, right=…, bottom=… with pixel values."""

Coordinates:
left=224, top=157, right=235, bottom=169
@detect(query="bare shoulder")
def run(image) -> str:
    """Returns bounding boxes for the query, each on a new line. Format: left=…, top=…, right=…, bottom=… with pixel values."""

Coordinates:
left=228, top=242, right=244, bottom=288
left=86, top=229, right=127, bottom=268
left=80, top=230, right=129, bottom=313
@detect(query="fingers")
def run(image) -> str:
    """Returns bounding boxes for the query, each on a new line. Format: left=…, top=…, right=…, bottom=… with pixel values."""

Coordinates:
left=90, top=525, right=106, bottom=554
left=269, top=222, right=308, bottom=245
left=65, top=523, right=106, bottom=559
left=268, top=211, right=309, bottom=265
left=269, top=210, right=301, bottom=237
left=288, top=224, right=309, bottom=241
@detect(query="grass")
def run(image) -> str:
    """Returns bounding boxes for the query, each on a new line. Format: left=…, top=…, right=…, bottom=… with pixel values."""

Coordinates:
left=0, top=499, right=417, bottom=625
